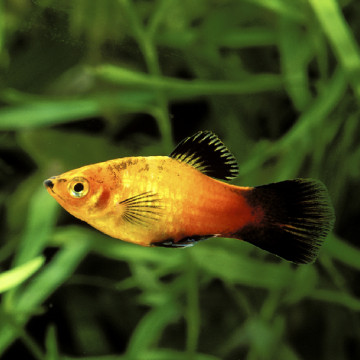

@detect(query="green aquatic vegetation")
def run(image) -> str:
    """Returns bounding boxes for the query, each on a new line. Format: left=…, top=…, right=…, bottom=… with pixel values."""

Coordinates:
left=1, top=0, right=360, bottom=359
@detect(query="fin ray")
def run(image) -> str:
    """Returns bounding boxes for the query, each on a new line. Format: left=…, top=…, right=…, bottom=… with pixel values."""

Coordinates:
left=170, top=131, right=238, bottom=180
left=120, top=192, right=163, bottom=226
left=238, top=179, right=335, bottom=264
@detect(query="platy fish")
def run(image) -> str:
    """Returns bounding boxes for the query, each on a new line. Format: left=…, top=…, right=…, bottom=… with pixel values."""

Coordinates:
left=44, top=131, right=335, bottom=264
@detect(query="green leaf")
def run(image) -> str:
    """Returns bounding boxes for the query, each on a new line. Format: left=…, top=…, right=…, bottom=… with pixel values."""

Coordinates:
left=13, top=185, right=58, bottom=267
left=61, top=350, right=222, bottom=360
left=134, top=349, right=222, bottom=360
left=219, top=27, right=277, bottom=48
left=310, top=289, right=360, bottom=311
left=284, top=266, right=319, bottom=304
left=95, top=64, right=284, bottom=97
left=324, top=234, right=360, bottom=271
left=14, top=236, right=90, bottom=314
left=0, top=98, right=99, bottom=130
left=278, top=18, right=312, bottom=110
left=0, top=238, right=90, bottom=356
left=0, top=91, right=155, bottom=130
left=245, top=316, right=285, bottom=359
left=0, top=257, right=45, bottom=294
left=309, top=0, right=360, bottom=97
left=244, top=0, right=305, bottom=22
left=193, top=242, right=294, bottom=290
left=281, top=67, right=347, bottom=147
left=50, top=226, right=184, bottom=270
left=45, top=326, right=60, bottom=360
left=125, top=305, right=180, bottom=358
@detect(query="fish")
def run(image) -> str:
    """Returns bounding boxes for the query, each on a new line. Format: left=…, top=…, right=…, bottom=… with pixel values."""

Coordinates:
left=44, top=131, right=335, bottom=264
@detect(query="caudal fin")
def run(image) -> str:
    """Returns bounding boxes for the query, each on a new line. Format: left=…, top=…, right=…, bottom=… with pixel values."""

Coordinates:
left=238, top=179, right=335, bottom=264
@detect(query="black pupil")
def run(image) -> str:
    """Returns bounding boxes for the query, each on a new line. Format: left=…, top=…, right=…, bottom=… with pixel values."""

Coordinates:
left=74, top=183, right=84, bottom=193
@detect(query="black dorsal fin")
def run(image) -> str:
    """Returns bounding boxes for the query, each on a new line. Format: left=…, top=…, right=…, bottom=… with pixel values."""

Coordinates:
left=169, top=131, right=238, bottom=180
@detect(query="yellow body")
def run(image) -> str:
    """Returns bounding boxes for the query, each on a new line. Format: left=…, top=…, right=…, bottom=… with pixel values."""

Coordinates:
left=45, top=156, right=255, bottom=246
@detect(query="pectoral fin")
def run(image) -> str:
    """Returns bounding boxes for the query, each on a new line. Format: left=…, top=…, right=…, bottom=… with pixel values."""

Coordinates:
left=119, top=192, right=163, bottom=226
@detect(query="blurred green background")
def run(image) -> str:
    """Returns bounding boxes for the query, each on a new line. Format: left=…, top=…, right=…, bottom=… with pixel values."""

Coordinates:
left=1, top=0, right=360, bottom=359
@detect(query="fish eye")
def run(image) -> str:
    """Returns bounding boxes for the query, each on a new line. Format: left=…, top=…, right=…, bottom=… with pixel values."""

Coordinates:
left=68, top=177, right=89, bottom=198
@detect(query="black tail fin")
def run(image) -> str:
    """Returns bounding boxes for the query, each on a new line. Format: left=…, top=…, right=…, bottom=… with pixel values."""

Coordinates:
left=239, top=179, right=335, bottom=264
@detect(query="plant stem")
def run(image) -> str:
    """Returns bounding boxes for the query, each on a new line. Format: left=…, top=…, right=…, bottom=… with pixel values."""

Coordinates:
left=185, top=252, right=200, bottom=358
left=119, top=0, right=173, bottom=150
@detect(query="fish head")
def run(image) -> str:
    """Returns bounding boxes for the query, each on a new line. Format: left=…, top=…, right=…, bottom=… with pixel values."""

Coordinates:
left=43, top=166, right=111, bottom=221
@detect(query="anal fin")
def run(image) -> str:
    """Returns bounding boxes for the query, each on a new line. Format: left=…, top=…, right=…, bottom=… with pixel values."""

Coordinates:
left=153, top=235, right=211, bottom=248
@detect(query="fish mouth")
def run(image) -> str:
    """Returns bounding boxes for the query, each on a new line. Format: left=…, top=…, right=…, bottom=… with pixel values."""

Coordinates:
left=43, top=177, right=66, bottom=202
left=44, top=179, right=54, bottom=189
left=44, top=176, right=59, bottom=193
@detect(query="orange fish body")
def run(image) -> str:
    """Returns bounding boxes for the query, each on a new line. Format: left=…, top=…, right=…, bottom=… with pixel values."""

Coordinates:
left=45, top=131, right=334, bottom=264
left=46, top=155, right=256, bottom=245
